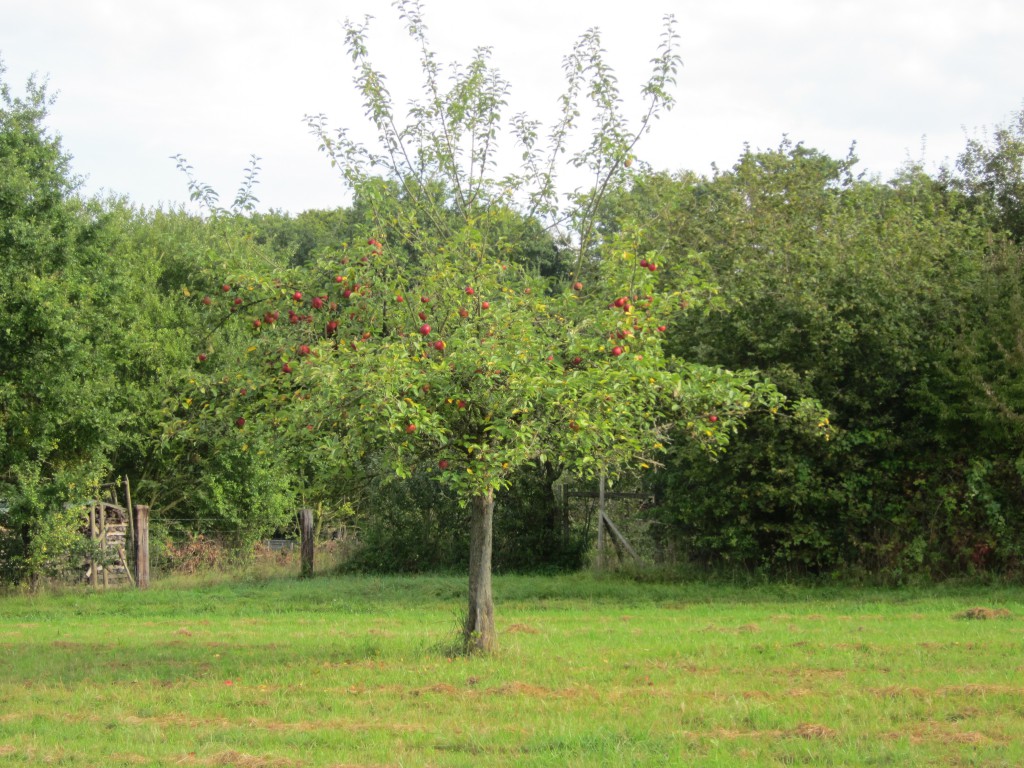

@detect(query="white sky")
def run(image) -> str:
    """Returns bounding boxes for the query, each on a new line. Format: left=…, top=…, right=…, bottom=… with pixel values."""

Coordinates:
left=3, top=0, right=1023, bottom=214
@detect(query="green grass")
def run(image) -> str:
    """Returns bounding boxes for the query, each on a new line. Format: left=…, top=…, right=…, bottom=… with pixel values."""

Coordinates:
left=1, top=573, right=1023, bottom=766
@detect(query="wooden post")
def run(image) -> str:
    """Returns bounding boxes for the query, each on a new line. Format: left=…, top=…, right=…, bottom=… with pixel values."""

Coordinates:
left=133, top=505, right=150, bottom=589
left=597, top=474, right=606, bottom=570
left=602, top=512, right=639, bottom=563
left=299, top=507, right=314, bottom=578
left=123, top=477, right=134, bottom=549
left=100, top=503, right=108, bottom=588
left=88, top=504, right=98, bottom=588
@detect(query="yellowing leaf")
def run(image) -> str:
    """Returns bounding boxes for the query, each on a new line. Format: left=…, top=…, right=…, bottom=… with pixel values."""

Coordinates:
left=182, top=286, right=191, bottom=297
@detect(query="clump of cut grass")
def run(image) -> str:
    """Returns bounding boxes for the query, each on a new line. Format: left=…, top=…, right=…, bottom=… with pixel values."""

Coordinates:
left=954, top=606, right=1012, bottom=620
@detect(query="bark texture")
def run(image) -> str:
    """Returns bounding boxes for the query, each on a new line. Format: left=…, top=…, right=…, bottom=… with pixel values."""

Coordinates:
left=464, top=488, right=497, bottom=653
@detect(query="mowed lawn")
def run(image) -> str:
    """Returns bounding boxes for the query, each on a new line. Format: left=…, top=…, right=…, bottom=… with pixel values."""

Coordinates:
left=0, top=573, right=1022, bottom=767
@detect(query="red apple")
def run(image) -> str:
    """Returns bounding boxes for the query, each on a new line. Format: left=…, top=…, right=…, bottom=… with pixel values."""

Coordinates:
left=481, top=301, right=490, bottom=310
left=233, top=297, right=243, bottom=306
left=639, top=259, right=649, bottom=268
left=221, top=284, right=231, bottom=293
left=421, top=383, right=431, bottom=393
left=335, top=275, right=344, bottom=283
left=312, top=297, right=324, bottom=309
left=202, top=296, right=212, bottom=305
left=614, top=297, right=627, bottom=308
left=197, top=353, right=207, bottom=363
left=572, top=282, right=583, bottom=291
left=708, top=414, right=718, bottom=423
left=418, top=311, right=428, bottom=321
left=658, top=325, right=667, bottom=332
left=419, top=324, right=431, bottom=336
left=572, top=356, right=582, bottom=365
left=252, top=319, right=261, bottom=329
left=456, top=399, right=467, bottom=409
left=433, top=340, right=445, bottom=351
left=292, top=291, right=303, bottom=302
left=235, top=417, right=245, bottom=429
left=405, top=423, right=416, bottom=434
left=648, top=263, right=657, bottom=272
left=465, top=286, right=474, bottom=295
left=282, top=363, right=292, bottom=374
left=458, top=308, right=469, bottom=318
left=421, top=296, right=430, bottom=304
left=438, top=459, right=449, bottom=470
left=396, top=295, right=404, bottom=303
left=298, top=345, right=311, bottom=356
left=611, top=346, right=624, bottom=356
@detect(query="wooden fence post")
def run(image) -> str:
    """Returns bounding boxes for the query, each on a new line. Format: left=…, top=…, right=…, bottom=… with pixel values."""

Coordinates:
left=299, top=508, right=314, bottom=578
left=100, top=503, right=109, bottom=589
left=133, top=505, right=150, bottom=589
left=88, top=504, right=98, bottom=588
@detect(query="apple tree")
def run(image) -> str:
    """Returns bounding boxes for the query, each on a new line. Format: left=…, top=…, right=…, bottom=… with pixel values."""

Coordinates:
left=183, top=2, right=795, bottom=651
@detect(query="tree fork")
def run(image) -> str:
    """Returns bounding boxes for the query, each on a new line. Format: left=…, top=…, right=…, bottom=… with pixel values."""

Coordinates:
left=464, top=488, right=496, bottom=653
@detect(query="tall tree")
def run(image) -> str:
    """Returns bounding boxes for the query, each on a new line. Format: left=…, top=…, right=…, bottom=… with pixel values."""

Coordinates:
left=178, top=2, right=799, bottom=651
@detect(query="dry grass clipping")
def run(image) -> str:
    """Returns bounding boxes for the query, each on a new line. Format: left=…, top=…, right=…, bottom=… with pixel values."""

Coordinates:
left=954, top=607, right=1011, bottom=620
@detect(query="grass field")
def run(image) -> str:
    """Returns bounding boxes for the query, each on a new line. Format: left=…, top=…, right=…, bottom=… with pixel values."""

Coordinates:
left=0, top=572, right=1022, bottom=767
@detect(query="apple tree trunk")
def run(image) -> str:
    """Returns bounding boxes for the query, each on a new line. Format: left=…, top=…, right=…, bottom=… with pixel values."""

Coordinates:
left=464, top=488, right=497, bottom=653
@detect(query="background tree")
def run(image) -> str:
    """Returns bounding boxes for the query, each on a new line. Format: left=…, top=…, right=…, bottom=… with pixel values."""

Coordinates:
left=948, top=105, right=1024, bottom=244
left=599, top=141, right=1024, bottom=578
left=0, top=66, right=207, bottom=583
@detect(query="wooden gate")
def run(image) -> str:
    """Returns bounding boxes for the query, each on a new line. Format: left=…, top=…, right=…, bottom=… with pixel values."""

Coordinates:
left=83, top=481, right=136, bottom=588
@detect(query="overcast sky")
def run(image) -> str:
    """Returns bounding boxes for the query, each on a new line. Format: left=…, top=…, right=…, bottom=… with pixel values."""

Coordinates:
left=3, top=0, right=1023, bottom=214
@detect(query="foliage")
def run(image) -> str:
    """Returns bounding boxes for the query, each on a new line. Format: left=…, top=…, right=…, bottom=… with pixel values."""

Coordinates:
left=601, top=141, right=1023, bottom=578
left=947, top=104, right=1024, bottom=243
left=0, top=65, right=149, bottom=583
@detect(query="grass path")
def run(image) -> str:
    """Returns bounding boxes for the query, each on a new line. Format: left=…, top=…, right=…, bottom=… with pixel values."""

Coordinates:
left=1, top=573, right=1022, bottom=766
